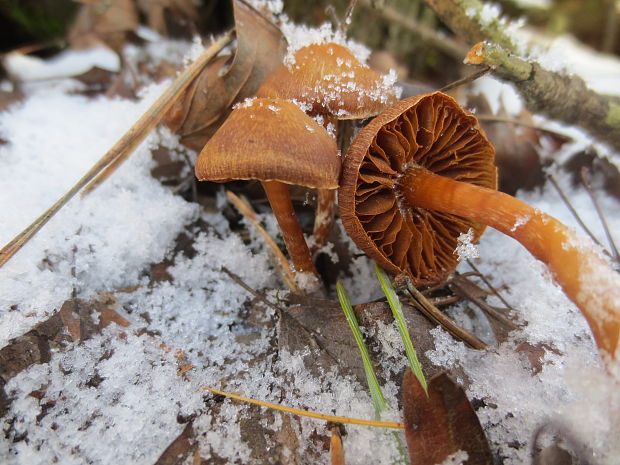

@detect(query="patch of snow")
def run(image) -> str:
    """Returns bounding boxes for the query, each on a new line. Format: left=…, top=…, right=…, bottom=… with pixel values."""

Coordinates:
left=437, top=450, right=469, bottom=465
left=454, top=228, right=479, bottom=261
left=3, top=47, right=120, bottom=81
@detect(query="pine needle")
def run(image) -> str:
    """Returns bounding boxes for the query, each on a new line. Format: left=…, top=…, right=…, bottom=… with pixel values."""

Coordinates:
left=375, top=264, right=428, bottom=394
left=336, top=281, right=386, bottom=416
left=336, top=281, right=409, bottom=464
left=203, top=387, right=404, bottom=429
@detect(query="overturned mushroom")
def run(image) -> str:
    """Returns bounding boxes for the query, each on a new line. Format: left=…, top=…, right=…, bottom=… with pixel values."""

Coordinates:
left=339, top=92, right=620, bottom=360
left=195, top=98, right=340, bottom=291
left=258, top=42, right=399, bottom=251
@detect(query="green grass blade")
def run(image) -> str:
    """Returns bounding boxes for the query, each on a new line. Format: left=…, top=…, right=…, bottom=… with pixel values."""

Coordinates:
left=337, top=281, right=408, bottom=465
left=375, top=264, right=428, bottom=394
left=336, top=281, right=386, bottom=416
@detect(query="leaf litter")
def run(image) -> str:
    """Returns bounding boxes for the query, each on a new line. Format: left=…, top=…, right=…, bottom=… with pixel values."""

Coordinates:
left=1, top=2, right=620, bottom=465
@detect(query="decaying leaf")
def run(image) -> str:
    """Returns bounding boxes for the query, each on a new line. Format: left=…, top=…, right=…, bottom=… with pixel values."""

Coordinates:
left=137, top=0, right=198, bottom=37
left=467, top=94, right=545, bottom=195
left=153, top=422, right=197, bottom=465
left=59, top=298, right=130, bottom=342
left=402, top=370, right=492, bottom=465
left=68, top=0, right=140, bottom=52
left=0, top=314, right=66, bottom=384
left=164, top=0, right=287, bottom=151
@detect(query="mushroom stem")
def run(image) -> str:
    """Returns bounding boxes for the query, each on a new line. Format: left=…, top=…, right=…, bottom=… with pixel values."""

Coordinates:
left=397, top=166, right=620, bottom=359
left=261, top=180, right=319, bottom=279
left=311, top=188, right=337, bottom=255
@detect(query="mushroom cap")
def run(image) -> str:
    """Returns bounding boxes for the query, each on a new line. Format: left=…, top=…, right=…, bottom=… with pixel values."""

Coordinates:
left=256, top=43, right=398, bottom=119
left=195, top=97, right=341, bottom=189
left=339, top=92, right=498, bottom=285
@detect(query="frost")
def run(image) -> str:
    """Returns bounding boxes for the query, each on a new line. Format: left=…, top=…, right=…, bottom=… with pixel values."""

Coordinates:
left=437, top=450, right=469, bottom=465
left=454, top=228, right=479, bottom=261
left=280, top=22, right=370, bottom=66
left=3, top=47, right=120, bottom=81
left=511, top=214, right=530, bottom=232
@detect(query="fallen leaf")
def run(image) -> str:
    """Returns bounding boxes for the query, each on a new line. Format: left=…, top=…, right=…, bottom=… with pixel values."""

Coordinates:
left=153, top=422, right=197, bottom=465
left=68, top=0, right=139, bottom=52
left=137, top=0, right=198, bottom=37
left=165, top=0, right=287, bottom=151
left=59, top=298, right=130, bottom=342
left=402, top=370, right=492, bottom=465
left=467, top=94, right=546, bottom=195
left=0, top=314, right=67, bottom=384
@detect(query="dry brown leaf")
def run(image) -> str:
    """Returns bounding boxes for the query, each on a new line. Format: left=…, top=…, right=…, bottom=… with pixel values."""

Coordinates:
left=68, top=0, right=140, bottom=51
left=402, top=370, right=492, bottom=465
left=137, top=0, right=198, bottom=37
left=153, top=422, right=197, bottom=465
left=467, top=94, right=545, bottom=195
left=164, top=0, right=287, bottom=151
left=59, top=298, right=130, bottom=342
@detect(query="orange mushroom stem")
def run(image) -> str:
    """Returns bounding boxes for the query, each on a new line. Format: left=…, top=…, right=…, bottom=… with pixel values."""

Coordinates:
left=262, top=180, right=317, bottom=275
left=398, top=166, right=620, bottom=358
left=195, top=98, right=341, bottom=292
left=339, top=91, right=620, bottom=361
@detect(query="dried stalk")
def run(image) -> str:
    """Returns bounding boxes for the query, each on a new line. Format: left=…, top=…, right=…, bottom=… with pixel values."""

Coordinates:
left=404, top=279, right=487, bottom=350
left=225, top=191, right=300, bottom=293
left=0, top=31, right=233, bottom=269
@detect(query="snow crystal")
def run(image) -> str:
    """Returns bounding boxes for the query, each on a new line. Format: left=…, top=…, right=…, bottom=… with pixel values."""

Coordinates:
left=454, top=228, right=480, bottom=261
left=279, top=22, right=371, bottom=66
left=437, top=450, right=469, bottom=465
left=3, top=47, right=120, bottom=82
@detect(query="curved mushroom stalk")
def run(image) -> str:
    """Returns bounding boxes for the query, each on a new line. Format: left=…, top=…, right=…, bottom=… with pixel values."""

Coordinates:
left=339, top=91, right=620, bottom=361
left=398, top=167, right=620, bottom=358
left=262, top=180, right=317, bottom=275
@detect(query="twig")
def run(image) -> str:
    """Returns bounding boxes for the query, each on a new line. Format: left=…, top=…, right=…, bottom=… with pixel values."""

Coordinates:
left=580, top=167, right=620, bottom=264
left=225, top=190, right=300, bottom=293
left=357, top=0, right=468, bottom=60
left=421, top=0, right=620, bottom=151
left=221, top=266, right=285, bottom=313
left=422, top=0, right=517, bottom=50
left=602, top=0, right=618, bottom=53
left=402, top=278, right=487, bottom=350
left=466, top=259, right=514, bottom=311
left=476, top=115, right=573, bottom=140
left=546, top=173, right=605, bottom=249
left=0, top=32, right=233, bottom=269
left=438, top=65, right=493, bottom=93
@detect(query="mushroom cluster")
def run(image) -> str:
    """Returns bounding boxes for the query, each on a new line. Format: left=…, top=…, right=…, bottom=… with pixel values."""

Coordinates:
left=195, top=41, right=397, bottom=290
left=339, top=91, right=620, bottom=361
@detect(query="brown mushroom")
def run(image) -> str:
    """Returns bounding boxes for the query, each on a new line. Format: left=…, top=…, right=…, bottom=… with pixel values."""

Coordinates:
left=258, top=42, right=399, bottom=253
left=195, top=97, right=340, bottom=290
left=257, top=42, right=398, bottom=119
left=339, top=92, right=620, bottom=360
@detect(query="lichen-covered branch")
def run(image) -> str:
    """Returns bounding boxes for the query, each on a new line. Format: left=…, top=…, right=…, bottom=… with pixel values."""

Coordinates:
left=465, top=42, right=620, bottom=151
left=422, top=0, right=620, bottom=151
left=423, top=0, right=516, bottom=50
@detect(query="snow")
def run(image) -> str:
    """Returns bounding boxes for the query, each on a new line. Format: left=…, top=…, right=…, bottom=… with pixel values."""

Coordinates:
left=1, top=21, right=620, bottom=465
left=454, top=228, right=480, bottom=261
left=3, top=47, right=120, bottom=82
